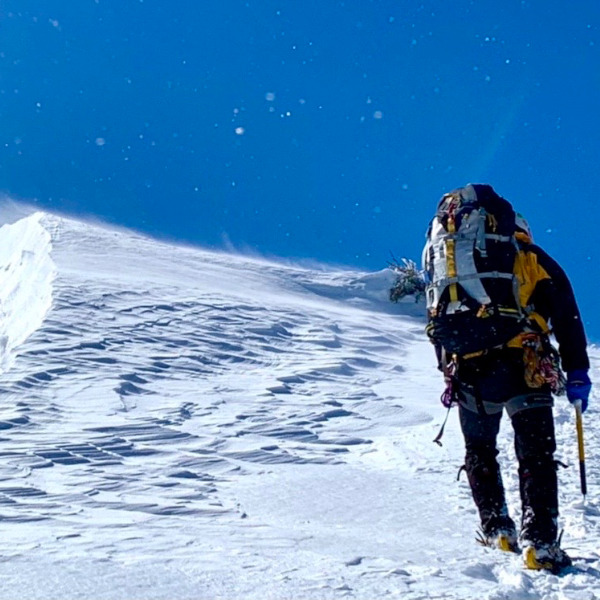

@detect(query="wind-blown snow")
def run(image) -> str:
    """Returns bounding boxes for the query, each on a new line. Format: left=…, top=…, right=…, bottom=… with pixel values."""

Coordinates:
left=0, top=212, right=597, bottom=599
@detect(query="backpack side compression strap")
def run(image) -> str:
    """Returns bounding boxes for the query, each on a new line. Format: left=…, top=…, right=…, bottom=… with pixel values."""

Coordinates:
left=446, top=212, right=459, bottom=303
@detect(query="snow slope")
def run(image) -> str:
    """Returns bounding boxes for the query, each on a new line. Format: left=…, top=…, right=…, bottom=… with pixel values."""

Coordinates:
left=0, top=211, right=598, bottom=600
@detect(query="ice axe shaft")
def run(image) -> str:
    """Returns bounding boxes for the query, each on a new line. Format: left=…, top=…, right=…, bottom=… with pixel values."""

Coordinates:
left=575, top=401, right=587, bottom=498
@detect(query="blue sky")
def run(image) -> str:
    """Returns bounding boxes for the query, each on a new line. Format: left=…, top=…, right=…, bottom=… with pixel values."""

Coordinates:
left=1, top=1, right=599, bottom=339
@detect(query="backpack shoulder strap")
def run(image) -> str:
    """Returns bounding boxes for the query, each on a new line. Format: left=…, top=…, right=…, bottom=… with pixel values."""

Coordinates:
left=509, top=241, right=551, bottom=337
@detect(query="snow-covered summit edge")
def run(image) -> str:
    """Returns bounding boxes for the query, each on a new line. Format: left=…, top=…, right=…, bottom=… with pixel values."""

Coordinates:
left=40, top=210, right=423, bottom=314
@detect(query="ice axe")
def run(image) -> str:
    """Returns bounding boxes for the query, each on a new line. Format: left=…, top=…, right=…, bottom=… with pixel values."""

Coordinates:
left=574, top=400, right=587, bottom=498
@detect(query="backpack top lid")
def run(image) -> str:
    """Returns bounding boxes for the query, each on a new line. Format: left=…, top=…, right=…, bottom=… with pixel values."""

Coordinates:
left=436, top=183, right=516, bottom=234
left=439, top=183, right=510, bottom=211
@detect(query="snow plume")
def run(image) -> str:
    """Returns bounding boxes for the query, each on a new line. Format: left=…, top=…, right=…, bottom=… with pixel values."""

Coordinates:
left=0, top=212, right=56, bottom=373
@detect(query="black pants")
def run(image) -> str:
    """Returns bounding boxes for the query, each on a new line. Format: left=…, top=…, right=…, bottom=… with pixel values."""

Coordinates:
left=459, top=403, right=558, bottom=545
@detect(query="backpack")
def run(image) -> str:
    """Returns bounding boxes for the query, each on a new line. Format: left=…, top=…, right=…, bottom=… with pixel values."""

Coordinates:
left=422, top=184, right=528, bottom=356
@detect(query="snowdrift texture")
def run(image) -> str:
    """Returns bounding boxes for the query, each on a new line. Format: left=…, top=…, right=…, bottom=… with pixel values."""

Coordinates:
left=0, top=211, right=598, bottom=600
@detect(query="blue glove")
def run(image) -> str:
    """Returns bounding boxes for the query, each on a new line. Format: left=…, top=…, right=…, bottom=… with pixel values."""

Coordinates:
left=566, top=369, right=592, bottom=413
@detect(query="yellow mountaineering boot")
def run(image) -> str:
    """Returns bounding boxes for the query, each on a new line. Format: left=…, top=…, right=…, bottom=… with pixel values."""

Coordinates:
left=476, top=528, right=519, bottom=553
left=522, top=542, right=572, bottom=573
left=496, top=532, right=518, bottom=553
